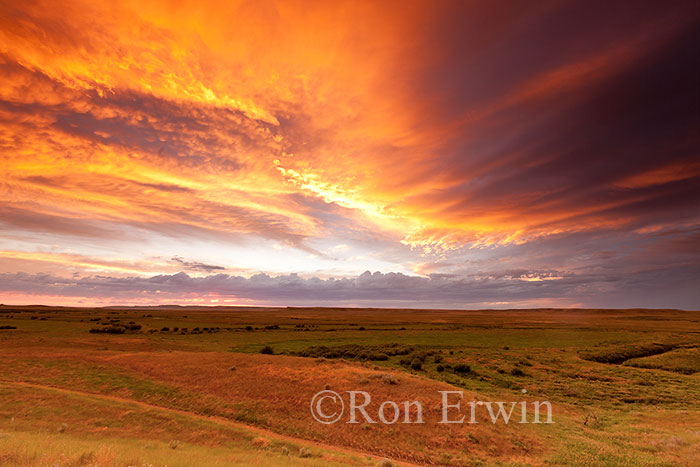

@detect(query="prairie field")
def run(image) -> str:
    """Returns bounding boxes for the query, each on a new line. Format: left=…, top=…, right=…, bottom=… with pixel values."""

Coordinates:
left=0, top=305, right=698, bottom=466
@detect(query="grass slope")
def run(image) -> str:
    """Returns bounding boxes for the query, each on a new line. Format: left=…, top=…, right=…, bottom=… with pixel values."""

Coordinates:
left=0, top=305, right=699, bottom=465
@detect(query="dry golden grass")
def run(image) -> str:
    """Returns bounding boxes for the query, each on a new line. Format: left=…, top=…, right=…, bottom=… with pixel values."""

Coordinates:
left=0, top=348, right=547, bottom=465
left=0, top=305, right=698, bottom=465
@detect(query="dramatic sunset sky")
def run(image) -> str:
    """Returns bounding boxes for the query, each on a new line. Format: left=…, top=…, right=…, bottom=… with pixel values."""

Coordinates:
left=1, top=0, right=698, bottom=308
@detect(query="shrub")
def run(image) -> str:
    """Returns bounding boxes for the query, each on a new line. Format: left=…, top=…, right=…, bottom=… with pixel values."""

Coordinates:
left=260, top=345, right=274, bottom=355
left=89, top=325, right=125, bottom=334
left=511, top=368, right=524, bottom=376
left=434, top=355, right=443, bottom=363
left=453, top=363, right=471, bottom=374
left=294, top=343, right=413, bottom=361
left=0, top=325, right=17, bottom=330
left=380, top=373, right=399, bottom=385
left=580, top=343, right=676, bottom=364
left=494, top=378, right=513, bottom=389
left=251, top=437, right=269, bottom=448
left=78, top=452, right=96, bottom=464
left=410, top=358, right=422, bottom=370
left=436, top=364, right=445, bottom=372
left=583, top=413, right=598, bottom=426
left=357, top=351, right=389, bottom=361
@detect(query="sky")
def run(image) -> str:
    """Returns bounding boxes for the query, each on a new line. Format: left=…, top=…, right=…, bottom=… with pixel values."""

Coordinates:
left=0, top=0, right=698, bottom=309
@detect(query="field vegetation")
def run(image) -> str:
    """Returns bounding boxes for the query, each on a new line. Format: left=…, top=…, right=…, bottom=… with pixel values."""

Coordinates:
left=0, top=305, right=698, bottom=465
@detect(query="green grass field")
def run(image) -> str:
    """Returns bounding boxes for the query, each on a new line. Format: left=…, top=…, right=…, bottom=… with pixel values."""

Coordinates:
left=0, top=305, right=698, bottom=465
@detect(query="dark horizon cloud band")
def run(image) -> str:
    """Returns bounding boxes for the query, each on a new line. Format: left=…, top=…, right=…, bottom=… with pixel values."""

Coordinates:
left=0, top=0, right=698, bottom=309
left=1, top=261, right=697, bottom=310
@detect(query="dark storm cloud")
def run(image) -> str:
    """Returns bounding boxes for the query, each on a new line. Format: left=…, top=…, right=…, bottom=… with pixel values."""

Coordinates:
left=409, top=1, right=700, bottom=235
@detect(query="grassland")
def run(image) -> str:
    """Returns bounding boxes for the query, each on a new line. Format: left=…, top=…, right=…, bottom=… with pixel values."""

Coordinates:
left=0, top=305, right=698, bottom=466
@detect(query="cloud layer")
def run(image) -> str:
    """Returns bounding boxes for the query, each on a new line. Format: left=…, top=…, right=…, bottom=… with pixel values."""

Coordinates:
left=2, top=261, right=697, bottom=309
left=1, top=0, right=698, bottom=308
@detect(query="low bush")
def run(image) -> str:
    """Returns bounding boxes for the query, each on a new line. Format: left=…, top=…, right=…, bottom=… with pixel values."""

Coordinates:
left=380, top=373, right=400, bottom=385
left=294, top=343, right=414, bottom=361
left=412, top=351, right=428, bottom=362
left=260, top=345, right=275, bottom=355
left=89, top=325, right=125, bottom=334
left=581, top=343, right=677, bottom=364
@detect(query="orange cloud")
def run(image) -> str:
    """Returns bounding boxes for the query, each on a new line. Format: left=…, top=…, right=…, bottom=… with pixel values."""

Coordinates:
left=0, top=0, right=698, bottom=309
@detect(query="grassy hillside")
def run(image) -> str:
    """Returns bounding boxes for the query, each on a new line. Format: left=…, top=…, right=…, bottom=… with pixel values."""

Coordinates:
left=0, top=305, right=698, bottom=465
